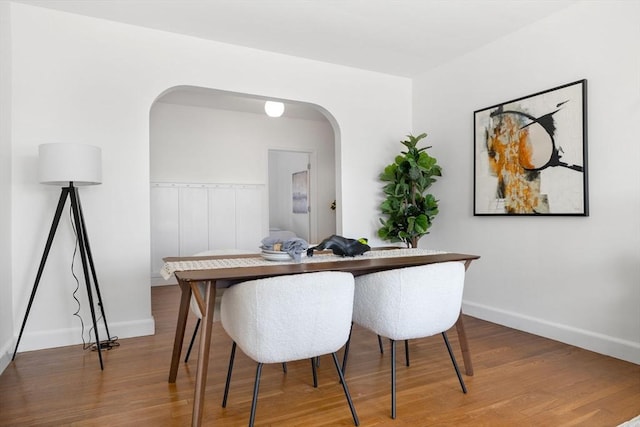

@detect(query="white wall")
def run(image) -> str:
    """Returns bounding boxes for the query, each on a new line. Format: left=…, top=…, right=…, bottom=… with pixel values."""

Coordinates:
left=0, top=1, right=14, bottom=374
left=3, top=2, right=411, bottom=359
left=150, top=100, right=336, bottom=242
left=413, top=0, right=640, bottom=363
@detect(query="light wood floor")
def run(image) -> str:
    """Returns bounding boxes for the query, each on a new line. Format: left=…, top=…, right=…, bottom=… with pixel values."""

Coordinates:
left=1, top=285, right=638, bottom=426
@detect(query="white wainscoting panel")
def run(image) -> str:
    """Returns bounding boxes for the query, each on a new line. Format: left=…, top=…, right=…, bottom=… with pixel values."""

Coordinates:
left=150, top=183, right=265, bottom=284
left=236, top=186, right=264, bottom=249
left=179, top=186, right=209, bottom=256
left=150, top=185, right=179, bottom=280
left=208, top=187, right=236, bottom=250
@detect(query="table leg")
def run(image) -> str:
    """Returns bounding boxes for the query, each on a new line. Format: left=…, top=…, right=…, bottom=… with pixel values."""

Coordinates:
left=455, top=313, right=473, bottom=376
left=169, top=278, right=192, bottom=383
left=455, top=260, right=475, bottom=376
left=192, top=281, right=216, bottom=427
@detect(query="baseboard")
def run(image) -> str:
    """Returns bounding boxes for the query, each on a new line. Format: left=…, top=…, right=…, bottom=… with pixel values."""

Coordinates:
left=0, top=338, right=12, bottom=376
left=463, top=301, right=640, bottom=365
left=11, top=316, right=155, bottom=354
left=151, top=275, right=176, bottom=286
left=618, top=415, right=640, bottom=427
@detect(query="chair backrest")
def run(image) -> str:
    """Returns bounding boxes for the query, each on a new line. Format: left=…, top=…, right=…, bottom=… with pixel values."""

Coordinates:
left=191, top=249, right=254, bottom=320
left=221, top=271, right=355, bottom=364
left=353, top=262, right=465, bottom=341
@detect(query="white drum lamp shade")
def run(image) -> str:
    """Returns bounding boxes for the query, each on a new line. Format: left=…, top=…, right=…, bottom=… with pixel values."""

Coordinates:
left=38, top=143, right=102, bottom=186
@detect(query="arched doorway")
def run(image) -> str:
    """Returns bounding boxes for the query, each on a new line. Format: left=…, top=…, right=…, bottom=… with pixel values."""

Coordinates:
left=148, top=86, right=337, bottom=283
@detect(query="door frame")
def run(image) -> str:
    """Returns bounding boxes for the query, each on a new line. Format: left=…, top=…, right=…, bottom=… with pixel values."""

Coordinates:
left=267, top=149, right=317, bottom=243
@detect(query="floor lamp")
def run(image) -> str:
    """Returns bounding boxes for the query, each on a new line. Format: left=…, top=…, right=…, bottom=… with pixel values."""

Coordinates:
left=12, top=143, right=113, bottom=370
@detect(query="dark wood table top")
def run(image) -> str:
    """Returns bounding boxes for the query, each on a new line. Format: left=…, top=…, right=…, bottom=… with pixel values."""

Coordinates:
left=165, top=251, right=480, bottom=283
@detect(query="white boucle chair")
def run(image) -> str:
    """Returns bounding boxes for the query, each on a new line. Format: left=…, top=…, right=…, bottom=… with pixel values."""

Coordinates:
left=220, top=271, right=360, bottom=427
left=350, top=262, right=468, bottom=419
left=184, top=249, right=253, bottom=363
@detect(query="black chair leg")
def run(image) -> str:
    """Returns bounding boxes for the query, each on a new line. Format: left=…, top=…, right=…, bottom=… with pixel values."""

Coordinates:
left=311, top=357, right=318, bottom=387
left=377, top=336, right=410, bottom=365
left=248, top=363, right=263, bottom=427
left=222, top=341, right=237, bottom=408
left=331, top=352, right=360, bottom=426
left=184, top=318, right=201, bottom=363
left=442, top=332, right=467, bottom=393
left=282, top=362, right=287, bottom=373
left=390, top=339, right=397, bottom=419
left=342, top=322, right=353, bottom=375
left=404, top=339, right=410, bottom=366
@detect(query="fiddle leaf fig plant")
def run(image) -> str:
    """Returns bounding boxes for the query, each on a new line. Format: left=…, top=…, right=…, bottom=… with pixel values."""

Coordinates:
left=378, top=133, right=442, bottom=248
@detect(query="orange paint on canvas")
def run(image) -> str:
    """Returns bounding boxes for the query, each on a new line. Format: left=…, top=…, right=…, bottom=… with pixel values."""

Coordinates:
left=486, top=113, right=548, bottom=213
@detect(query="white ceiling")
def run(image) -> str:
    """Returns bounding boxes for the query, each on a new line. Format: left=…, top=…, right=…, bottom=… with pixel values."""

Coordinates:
left=9, top=0, right=578, bottom=118
left=11, top=0, right=577, bottom=77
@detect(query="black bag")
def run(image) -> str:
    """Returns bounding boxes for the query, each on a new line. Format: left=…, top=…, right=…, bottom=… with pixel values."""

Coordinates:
left=306, top=235, right=370, bottom=257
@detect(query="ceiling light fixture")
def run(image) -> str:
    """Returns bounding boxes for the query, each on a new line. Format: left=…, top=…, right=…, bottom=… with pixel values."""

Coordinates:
left=264, top=101, right=285, bottom=118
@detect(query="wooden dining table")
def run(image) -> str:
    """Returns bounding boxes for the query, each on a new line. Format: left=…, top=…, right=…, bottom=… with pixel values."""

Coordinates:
left=163, top=248, right=480, bottom=426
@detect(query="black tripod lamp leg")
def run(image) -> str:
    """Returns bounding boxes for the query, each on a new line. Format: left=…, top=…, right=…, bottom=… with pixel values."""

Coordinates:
left=12, top=187, right=70, bottom=361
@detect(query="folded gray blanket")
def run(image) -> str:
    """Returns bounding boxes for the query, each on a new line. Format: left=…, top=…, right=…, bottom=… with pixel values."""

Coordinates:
left=261, top=236, right=309, bottom=262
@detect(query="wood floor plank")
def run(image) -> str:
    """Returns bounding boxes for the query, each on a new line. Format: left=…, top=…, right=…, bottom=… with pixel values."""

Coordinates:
left=1, top=285, right=638, bottom=426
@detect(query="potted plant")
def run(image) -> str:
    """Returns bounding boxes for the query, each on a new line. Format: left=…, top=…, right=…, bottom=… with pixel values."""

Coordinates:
left=377, top=133, right=442, bottom=248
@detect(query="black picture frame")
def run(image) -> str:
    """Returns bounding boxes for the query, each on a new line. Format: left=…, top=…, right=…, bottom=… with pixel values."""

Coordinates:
left=473, top=79, right=588, bottom=216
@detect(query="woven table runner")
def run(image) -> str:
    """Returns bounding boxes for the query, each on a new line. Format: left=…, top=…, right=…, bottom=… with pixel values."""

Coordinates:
left=160, top=248, right=447, bottom=280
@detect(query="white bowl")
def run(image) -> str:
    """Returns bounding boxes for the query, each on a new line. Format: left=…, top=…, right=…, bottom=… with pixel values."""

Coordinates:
left=260, top=249, right=306, bottom=262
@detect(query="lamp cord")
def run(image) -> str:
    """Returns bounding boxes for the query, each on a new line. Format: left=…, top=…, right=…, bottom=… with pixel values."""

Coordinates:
left=68, top=208, right=119, bottom=351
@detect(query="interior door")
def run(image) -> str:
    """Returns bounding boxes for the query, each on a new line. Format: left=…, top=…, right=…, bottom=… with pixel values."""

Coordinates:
left=268, top=150, right=311, bottom=242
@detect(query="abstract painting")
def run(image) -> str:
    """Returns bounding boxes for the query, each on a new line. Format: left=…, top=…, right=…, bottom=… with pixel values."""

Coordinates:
left=474, top=80, right=588, bottom=216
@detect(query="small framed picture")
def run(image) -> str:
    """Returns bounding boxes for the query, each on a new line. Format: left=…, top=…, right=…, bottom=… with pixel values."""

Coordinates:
left=292, top=170, right=309, bottom=214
